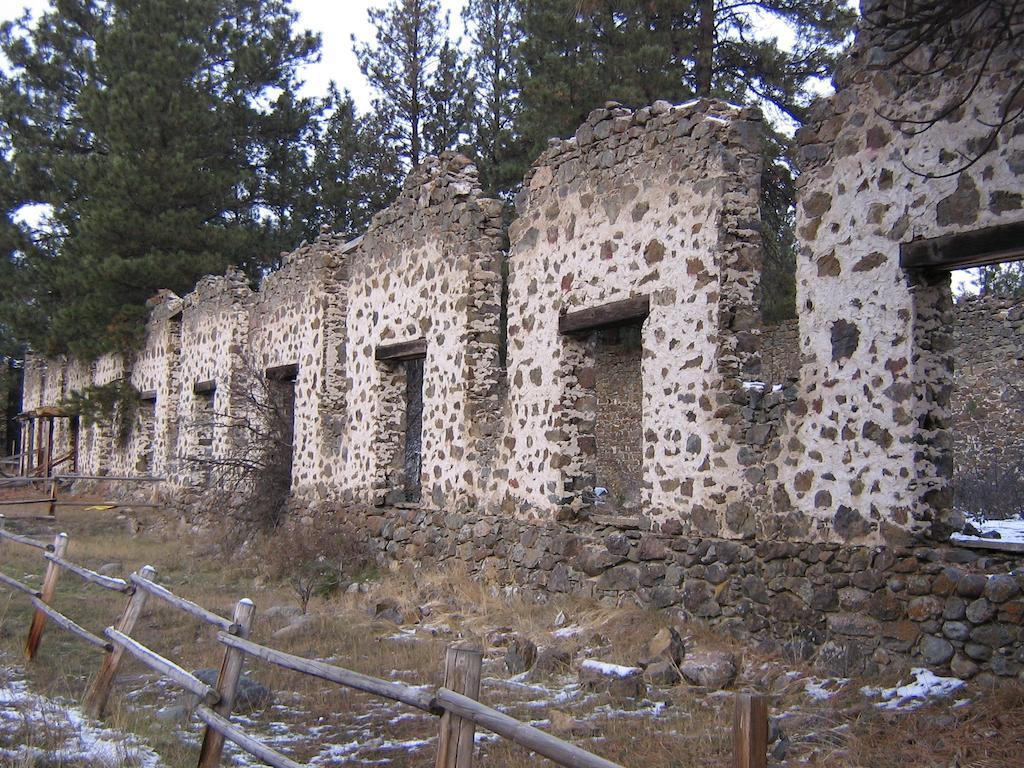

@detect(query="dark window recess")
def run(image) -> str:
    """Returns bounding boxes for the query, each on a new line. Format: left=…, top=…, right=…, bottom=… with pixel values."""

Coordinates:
left=136, top=399, right=157, bottom=474
left=593, top=324, right=644, bottom=511
left=403, top=356, right=424, bottom=502
left=265, top=375, right=296, bottom=509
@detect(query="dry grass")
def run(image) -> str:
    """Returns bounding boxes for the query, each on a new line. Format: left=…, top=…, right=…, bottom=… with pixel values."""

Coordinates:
left=0, top=504, right=1021, bottom=767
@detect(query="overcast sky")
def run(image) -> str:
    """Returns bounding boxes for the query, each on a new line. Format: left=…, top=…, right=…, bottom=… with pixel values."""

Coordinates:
left=0, top=0, right=466, bottom=109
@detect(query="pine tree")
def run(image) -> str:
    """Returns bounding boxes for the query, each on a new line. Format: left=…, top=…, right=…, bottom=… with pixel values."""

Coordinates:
left=0, top=0, right=320, bottom=357
left=462, top=0, right=524, bottom=196
left=354, top=0, right=471, bottom=169
left=300, top=86, right=403, bottom=238
left=517, top=1, right=697, bottom=158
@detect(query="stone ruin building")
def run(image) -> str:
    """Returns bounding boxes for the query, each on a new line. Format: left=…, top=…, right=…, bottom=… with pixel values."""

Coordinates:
left=16, top=4, right=1024, bottom=680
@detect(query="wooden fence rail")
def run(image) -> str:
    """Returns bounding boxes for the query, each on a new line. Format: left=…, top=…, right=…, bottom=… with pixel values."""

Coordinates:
left=0, top=518, right=769, bottom=768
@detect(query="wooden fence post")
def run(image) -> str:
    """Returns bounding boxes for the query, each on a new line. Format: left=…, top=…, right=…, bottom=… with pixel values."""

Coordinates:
left=25, top=532, right=68, bottom=660
left=732, top=693, right=768, bottom=768
left=84, top=564, right=157, bottom=718
left=47, top=478, right=58, bottom=518
left=196, top=597, right=256, bottom=768
left=435, top=643, right=483, bottom=768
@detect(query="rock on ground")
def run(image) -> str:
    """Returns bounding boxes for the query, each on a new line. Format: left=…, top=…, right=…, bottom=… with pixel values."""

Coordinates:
left=679, top=650, right=737, bottom=690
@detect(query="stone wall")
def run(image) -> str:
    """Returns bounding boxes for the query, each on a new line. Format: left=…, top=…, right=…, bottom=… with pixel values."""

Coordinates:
left=13, top=4, right=1024, bottom=681
left=172, top=269, right=253, bottom=487
left=334, top=153, right=506, bottom=511
left=773, top=7, right=1024, bottom=545
left=501, top=98, right=764, bottom=526
left=247, top=230, right=348, bottom=501
left=356, top=503, right=1024, bottom=681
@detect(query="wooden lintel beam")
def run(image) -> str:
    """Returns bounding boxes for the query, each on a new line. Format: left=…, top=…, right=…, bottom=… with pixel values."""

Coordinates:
left=900, top=220, right=1024, bottom=272
left=138, top=390, right=157, bottom=401
left=559, top=295, right=650, bottom=335
left=193, top=380, right=216, bottom=395
left=265, top=363, right=299, bottom=381
left=375, top=338, right=427, bottom=361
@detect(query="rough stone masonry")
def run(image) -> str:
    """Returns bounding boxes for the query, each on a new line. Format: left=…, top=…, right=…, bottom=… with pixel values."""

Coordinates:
left=19, top=3, right=1024, bottom=680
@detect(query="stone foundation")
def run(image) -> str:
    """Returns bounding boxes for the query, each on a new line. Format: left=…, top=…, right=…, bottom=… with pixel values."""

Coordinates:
left=355, top=504, right=1024, bottom=680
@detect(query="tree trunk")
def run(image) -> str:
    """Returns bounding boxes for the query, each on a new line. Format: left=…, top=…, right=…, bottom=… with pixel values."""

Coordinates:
left=695, top=0, right=714, bottom=96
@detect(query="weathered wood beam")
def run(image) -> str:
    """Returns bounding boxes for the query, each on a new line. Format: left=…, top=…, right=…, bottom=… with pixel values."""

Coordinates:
left=45, top=552, right=129, bottom=592
left=216, top=632, right=438, bottom=713
left=558, top=295, right=650, bottom=335
left=138, top=390, right=157, bottom=401
left=131, top=573, right=234, bottom=632
left=900, top=220, right=1024, bottom=272
left=265, top=363, right=299, bottom=381
left=376, top=338, right=428, bottom=361
left=193, top=380, right=216, bottom=395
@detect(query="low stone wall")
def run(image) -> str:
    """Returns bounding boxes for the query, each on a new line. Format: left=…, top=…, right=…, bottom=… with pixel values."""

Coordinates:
left=352, top=504, right=1024, bottom=681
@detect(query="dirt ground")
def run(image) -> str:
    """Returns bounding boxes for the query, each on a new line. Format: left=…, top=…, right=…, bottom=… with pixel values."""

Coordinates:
left=0, top=503, right=1021, bottom=768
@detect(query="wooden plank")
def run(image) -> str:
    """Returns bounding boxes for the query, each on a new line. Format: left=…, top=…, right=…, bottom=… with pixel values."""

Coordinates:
left=0, top=498, right=57, bottom=506
left=25, top=532, right=68, bottom=660
left=138, top=390, right=158, bottom=401
left=434, top=688, right=624, bottom=768
left=45, top=552, right=129, bottom=592
left=265, top=363, right=299, bottom=381
left=0, top=570, right=41, bottom=598
left=29, top=597, right=111, bottom=652
left=375, top=338, right=428, bottom=361
left=131, top=574, right=234, bottom=632
left=85, top=565, right=156, bottom=718
left=0, top=526, right=54, bottom=551
left=104, top=627, right=219, bottom=705
left=194, top=380, right=216, bottom=395
left=216, top=633, right=438, bottom=713
left=197, top=599, right=256, bottom=768
left=900, top=220, right=1024, bottom=271
left=436, top=644, right=483, bottom=768
left=194, top=706, right=304, bottom=768
left=558, top=295, right=649, bottom=335
left=732, top=693, right=768, bottom=768
left=951, top=538, right=1024, bottom=554
left=55, top=474, right=166, bottom=482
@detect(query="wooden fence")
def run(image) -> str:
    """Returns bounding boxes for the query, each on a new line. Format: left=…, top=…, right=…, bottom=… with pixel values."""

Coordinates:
left=0, top=520, right=768, bottom=768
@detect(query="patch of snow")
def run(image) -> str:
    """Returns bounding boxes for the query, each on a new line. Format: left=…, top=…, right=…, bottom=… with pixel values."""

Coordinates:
left=951, top=514, right=1024, bottom=545
left=860, top=668, right=965, bottom=710
left=804, top=677, right=849, bottom=701
left=742, top=381, right=768, bottom=392
left=384, top=628, right=420, bottom=642
left=0, top=678, right=163, bottom=768
left=553, top=626, right=584, bottom=638
left=580, top=660, right=641, bottom=678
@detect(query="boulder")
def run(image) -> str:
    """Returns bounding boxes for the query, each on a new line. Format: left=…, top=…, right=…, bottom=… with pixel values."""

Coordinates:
left=579, top=660, right=646, bottom=700
left=532, top=646, right=574, bottom=676
left=505, top=636, right=538, bottom=675
left=263, top=604, right=302, bottom=621
left=372, top=602, right=407, bottom=626
left=271, top=613, right=319, bottom=641
left=192, top=669, right=272, bottom=714
left=679, top=651, right=737, bottom=690
left=643, top=660, right=680, bottom=686
left=640, top=627, right=685, bottom=667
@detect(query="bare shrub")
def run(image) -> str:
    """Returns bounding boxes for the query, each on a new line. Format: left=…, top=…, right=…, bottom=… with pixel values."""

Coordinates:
left=177, top=356, right=295, bottom=532
left=954, top=449, right=1024, bottom=521
left=258, top=516, right=373, bottom=614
